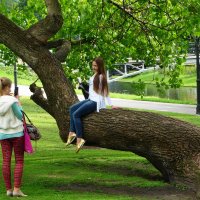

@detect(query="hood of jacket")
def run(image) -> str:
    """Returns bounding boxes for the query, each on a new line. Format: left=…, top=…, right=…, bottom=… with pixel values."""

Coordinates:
left=0, top=95, right=18, bottom=116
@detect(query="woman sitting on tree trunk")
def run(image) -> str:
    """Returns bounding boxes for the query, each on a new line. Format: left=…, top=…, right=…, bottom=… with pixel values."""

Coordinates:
left=66, top=57, right=117, bottom=153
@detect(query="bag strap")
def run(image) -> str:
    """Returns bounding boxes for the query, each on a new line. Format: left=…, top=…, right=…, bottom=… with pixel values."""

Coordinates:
left=22, top=114, right=28, bottom=132
left=22, top=111, right=33, bottom=124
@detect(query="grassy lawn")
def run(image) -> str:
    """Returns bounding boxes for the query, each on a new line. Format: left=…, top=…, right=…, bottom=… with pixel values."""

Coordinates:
left=0, top=98, right=197, bottom=199
left=75, top=89, right=195, bottom=105
left=0, top=66, right=42, bottom=86
left=118, top=66, right=196, bottom=87
left=109, top=92, right=195, bottom=105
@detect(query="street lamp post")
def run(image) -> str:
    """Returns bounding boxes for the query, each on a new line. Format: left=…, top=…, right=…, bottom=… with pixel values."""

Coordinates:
left=14, top=62, right=18, bottom=97
left=196, top=37, right=200, bottom=114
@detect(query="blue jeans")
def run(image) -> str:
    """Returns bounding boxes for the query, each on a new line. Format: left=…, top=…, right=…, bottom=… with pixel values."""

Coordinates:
left=69, top=99, right=97, bottom=138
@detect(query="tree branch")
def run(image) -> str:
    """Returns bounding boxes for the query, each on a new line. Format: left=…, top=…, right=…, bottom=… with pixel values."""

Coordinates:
left=54, top=40, right=71, bottom=62
left=107, top=0, right=182, bottom=32
left=46, top=37, right=95, bottom=62
left=26, top=0, right=63, bottom=43
left=0, top=14, right=40, bottom=66
left=45, top=39, right=72, bottom=62
left=71, top=37, right=96, bottom=46
left=29, top=82, right=55, bottom=117
left=46, top=39, right=64, bottom=48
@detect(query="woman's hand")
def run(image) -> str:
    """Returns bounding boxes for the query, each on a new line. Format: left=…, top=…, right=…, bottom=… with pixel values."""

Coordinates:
left=111, top=105, right=120, bottom=109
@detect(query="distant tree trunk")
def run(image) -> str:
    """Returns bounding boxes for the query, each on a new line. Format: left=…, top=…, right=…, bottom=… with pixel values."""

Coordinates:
left=0, top=0, right=200, bottom=194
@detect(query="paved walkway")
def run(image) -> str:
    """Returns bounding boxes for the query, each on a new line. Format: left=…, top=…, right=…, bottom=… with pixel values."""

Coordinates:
left=14, top=85, right=197, bottom=116
left=108, top=98, right=196, bottom=115
left=78, top=95, right=196, bottom=115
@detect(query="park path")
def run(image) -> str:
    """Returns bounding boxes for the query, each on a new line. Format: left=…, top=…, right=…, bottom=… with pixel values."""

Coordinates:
left=14, top=85, right=197, bottom=115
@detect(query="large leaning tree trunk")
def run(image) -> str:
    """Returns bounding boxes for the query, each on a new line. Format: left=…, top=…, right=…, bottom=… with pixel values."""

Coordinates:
left=1, top=0, right=200, bottom=193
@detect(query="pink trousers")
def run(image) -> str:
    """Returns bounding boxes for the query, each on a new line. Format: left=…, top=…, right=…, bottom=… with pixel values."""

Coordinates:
left=1, top=136, right=24, bottom=190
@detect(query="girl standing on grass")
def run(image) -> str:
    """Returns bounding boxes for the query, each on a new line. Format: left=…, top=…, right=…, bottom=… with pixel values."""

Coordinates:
left=0, top=77, right=27, bottom=197
left=66, top=57, right=117, bottom=153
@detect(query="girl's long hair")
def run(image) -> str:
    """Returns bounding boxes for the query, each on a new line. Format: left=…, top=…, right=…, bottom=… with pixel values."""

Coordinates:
left=0, top=77, right=12, bottom=96
left=93, top=57, right=109, bottom=96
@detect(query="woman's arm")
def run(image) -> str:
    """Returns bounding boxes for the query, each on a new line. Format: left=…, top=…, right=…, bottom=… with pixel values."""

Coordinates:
left=106, top=96, right=119, bottom=109
left=105, top=96, right=112, bottom=106
left=105, top=96, right=118, bottom=109
left=12, top=102, right=23, bottom=120
left=99, top=74, right=119, bottom=109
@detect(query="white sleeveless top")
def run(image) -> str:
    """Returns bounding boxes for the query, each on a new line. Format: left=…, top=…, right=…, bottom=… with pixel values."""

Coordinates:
left=88, top=74, right=112, bottom=112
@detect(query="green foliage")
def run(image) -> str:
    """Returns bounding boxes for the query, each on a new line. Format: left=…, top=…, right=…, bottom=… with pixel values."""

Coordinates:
left=0, top=0, right=200, bottom=86
left=0, top=45, right=17, bottom=66
left=131, top=79, right=146, bottom=99
left=0, top=0, right=18, bottom=12
left=155, top=64, right=184, bottom=90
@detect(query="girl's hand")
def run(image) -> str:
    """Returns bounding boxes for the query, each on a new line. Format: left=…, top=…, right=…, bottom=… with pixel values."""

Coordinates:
left=15, top=95, right=19, bottom=99
left=15, top=95, right=22, bottom=106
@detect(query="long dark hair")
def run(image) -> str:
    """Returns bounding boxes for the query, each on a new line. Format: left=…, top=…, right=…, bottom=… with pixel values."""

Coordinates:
left=93, top=57, right=109, bottom=96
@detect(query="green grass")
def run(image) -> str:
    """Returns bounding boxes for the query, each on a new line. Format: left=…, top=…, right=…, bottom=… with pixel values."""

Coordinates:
left=118, top=66, right=196, bottom=87
left=130, top=107, right=200, bottom=127
left=0, top=66, right=42, bottom=86
left=158, top=111, right=200, bottom=127
left=1, top=98, right=198, bottom=199
left=0, top=98, right=165, bottom=200
left=109, top=92, right=195, bottom=105
left=76, top=89, right=195, bottom=105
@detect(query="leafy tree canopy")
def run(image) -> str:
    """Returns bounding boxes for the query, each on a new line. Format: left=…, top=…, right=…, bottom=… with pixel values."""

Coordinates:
left=0, top=0, right=200, bottom=87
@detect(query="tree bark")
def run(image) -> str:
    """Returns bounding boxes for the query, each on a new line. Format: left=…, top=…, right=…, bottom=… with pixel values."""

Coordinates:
left=27, top=0, right=63, bottom=43
left=0, top=0, right=200, bottom=194
left=83, top=109, right=200, bottom=190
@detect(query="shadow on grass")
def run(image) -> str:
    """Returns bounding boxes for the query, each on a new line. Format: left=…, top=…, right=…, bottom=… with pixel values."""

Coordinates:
left=53, top=183, right=195, bottom=200
left=39, top=155, right=196, bottom=200
left=85, top=159, right=163, bottom=181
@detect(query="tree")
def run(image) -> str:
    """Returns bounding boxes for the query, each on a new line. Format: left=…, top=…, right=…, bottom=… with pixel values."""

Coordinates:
left=1, top=0, right=200, bottom=193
